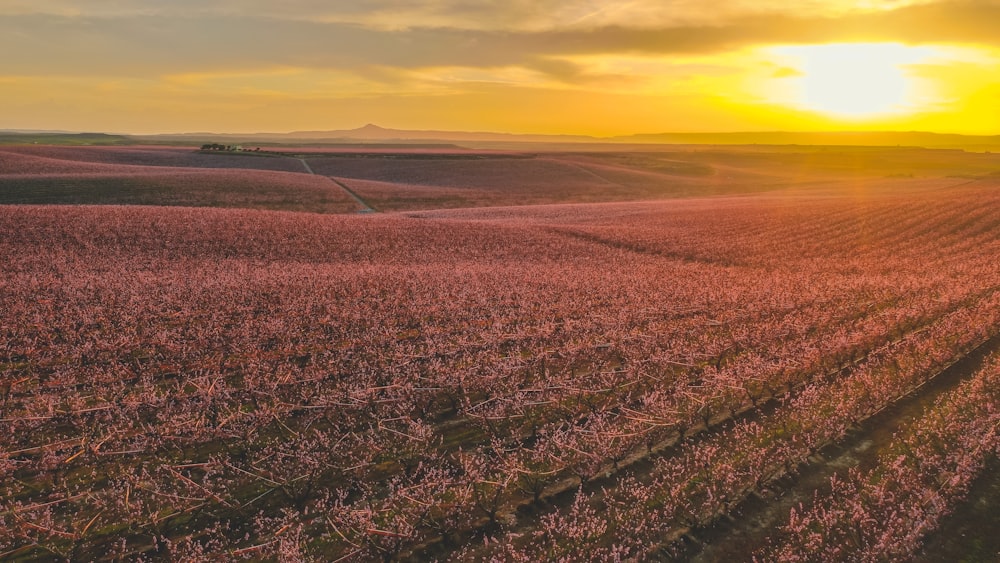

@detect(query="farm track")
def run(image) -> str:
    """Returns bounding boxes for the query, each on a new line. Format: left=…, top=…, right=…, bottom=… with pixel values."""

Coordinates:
left=328, top=177, right=378, bottom=213
left=296, top=157, right=377, bottom=213
left=679, top=330, right=1000, bottom=562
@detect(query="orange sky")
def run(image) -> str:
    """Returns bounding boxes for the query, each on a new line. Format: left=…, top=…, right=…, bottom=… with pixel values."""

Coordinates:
left=2, top=1, right=999, bottom=135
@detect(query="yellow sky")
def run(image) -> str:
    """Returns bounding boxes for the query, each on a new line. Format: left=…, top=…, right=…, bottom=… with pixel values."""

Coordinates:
left=2, top=1, right=998, bottom=135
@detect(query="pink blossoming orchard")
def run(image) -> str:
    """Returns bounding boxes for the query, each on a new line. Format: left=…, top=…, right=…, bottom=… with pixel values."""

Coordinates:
left=0, top=145, right=998, bottom=560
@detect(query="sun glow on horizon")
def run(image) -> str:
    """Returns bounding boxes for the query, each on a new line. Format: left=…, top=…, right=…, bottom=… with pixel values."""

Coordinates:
left=768, top=43, right=939, bottom=119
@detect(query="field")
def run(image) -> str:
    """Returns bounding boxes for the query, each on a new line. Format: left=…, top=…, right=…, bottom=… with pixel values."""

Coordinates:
left=1, top=144, right=999, bottom=561
left=0, top=147, right=361, bottom=214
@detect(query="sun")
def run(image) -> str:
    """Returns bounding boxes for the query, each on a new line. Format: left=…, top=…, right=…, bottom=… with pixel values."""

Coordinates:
left=770, top=43, right=937, bottom=119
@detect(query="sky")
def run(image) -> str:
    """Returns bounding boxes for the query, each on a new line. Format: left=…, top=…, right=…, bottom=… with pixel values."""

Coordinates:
left=2, top=0, right=999, bottom=135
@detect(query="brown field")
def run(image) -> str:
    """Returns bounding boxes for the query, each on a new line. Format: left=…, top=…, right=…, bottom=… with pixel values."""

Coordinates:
left=0, top=148, right=360, bottom=213
left=0, top=145, right=307, bottom=172
left=5, top=143, right=998, bottom=213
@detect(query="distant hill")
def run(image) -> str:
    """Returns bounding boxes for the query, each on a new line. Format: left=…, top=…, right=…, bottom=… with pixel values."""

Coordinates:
left=3, top=126, right=999, bottom=151
left=0, top=132, right=134, bottom=146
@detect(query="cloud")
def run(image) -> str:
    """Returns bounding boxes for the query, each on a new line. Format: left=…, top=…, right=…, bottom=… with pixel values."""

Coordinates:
left=0, top=1, right=961, bottom=31
left=2, top=0, right=1000, bottom=80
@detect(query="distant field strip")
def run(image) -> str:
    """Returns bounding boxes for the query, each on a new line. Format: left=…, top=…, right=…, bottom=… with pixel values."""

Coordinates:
left=0, top=149, right=361, bottom=213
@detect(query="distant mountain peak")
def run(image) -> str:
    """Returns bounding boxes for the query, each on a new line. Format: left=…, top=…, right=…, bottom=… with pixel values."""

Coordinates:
left=357, top=123, right=386, bottom=131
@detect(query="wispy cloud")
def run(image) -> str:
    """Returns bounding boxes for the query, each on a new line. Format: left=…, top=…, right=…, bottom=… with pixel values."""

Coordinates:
left=3, top=1, right=1000, bottom=79
left=0, top=0, right=962, bottom=30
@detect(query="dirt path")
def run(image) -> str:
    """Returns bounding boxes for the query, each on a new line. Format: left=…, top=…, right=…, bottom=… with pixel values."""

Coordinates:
left=297, top=157, right=376, bottom=213
left=679, top=331, right=1000, bottom=562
